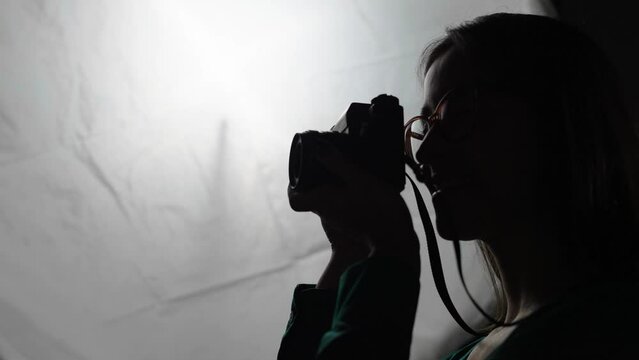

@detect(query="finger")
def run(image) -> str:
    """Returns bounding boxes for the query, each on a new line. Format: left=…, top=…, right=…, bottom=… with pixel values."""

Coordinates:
left=287, top=185, right=311, bottom=212
left=321, top=218, right=367, bottom=242
left=287, top=184, right=346, bottom=213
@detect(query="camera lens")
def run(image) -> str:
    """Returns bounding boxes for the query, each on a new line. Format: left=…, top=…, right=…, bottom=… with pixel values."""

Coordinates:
left=288, top=131, right=335, bottom=192
left=288, top=133, right=304, bottom=190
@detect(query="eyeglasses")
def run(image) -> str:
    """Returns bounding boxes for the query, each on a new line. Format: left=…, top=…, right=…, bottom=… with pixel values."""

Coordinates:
left=404, top=87, right=477, bottom=164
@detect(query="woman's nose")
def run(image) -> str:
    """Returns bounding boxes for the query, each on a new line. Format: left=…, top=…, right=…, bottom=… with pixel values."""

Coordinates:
left=415, top=125, right=451, bottom=166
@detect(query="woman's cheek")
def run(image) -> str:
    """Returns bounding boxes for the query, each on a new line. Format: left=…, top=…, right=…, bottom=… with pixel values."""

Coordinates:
left=432, top=180, right=486, bottom=241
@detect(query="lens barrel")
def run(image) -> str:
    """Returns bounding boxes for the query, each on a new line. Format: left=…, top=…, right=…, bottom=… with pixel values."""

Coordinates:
left=288, top=131, right=327, bottom=191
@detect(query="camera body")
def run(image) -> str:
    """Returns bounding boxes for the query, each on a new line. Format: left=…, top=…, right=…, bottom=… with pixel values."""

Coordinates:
left=288, top=94, right=405, bottom=193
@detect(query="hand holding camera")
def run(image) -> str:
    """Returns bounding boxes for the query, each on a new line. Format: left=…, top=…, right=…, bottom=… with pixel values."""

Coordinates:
left=287, top=95, right=419, bottom=271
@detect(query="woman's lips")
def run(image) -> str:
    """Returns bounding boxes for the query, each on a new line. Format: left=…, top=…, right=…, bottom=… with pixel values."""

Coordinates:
left=419, top=164, right=475, bottom=195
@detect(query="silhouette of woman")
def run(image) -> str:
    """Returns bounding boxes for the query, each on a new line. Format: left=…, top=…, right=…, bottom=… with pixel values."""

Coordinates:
left=279, top=13, right=639, bottom=360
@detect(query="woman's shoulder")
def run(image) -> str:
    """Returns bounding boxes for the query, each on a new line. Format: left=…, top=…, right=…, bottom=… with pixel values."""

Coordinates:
left=440, top=336, right=485, bottom=360
left=489, top=279, right=639, bottom=359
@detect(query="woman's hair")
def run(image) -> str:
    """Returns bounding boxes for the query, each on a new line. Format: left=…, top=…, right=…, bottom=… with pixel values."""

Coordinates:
left=420, top=13, right=639, bottom=327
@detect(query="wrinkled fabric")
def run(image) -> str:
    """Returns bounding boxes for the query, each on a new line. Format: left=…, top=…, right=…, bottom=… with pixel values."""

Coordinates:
left=0, top=1, right=537, bottom=359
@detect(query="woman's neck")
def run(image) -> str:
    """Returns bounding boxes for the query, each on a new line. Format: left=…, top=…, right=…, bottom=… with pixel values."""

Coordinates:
left=485, top=234, right=589, bottom=323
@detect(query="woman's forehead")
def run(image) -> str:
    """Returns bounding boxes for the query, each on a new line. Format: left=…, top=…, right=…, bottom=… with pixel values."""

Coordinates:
left=423, top=51, right=471, bottom=107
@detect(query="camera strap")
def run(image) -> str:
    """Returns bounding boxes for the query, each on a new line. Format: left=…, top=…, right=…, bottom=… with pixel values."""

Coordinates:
left=405, top=174, right=486, bottom=336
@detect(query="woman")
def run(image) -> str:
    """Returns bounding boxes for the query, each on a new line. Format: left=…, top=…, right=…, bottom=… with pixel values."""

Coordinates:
left=279, top=13, right=639, bottom=360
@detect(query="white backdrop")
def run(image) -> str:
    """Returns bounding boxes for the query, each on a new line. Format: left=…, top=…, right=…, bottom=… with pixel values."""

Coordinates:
left=0, top=1, right=547, bottom=359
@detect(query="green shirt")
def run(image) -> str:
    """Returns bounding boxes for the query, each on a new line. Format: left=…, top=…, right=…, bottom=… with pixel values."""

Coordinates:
left=277, top=256, right=420, bottom=360
left=277, top=256, right=639, bottom=359
left=477, top=278, right=638, bottom=359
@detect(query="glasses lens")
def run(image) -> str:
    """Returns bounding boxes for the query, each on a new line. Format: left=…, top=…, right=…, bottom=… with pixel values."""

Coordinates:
left=410, top=117, right=427, bottom=137
left=405, top=89, right=477, bottom=163
left=409, top=118, right=428, bottom=161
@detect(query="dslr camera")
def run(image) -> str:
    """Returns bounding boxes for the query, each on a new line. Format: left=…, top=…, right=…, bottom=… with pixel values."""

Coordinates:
left=288, top=94, right=406, bottom=193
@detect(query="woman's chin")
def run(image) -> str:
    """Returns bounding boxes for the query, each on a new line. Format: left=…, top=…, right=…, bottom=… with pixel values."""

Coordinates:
left=432, top=186, right=482, bottom=241
left=435, top=219, right=477, bottom=241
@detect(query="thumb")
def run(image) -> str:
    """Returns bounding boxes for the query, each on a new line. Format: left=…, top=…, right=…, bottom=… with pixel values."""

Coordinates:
left=288, top=184, right=344, bottom=213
